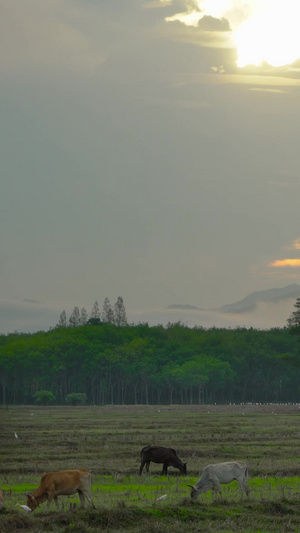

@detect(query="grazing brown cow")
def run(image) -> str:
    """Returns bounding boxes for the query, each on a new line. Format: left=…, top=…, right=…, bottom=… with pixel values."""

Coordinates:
left=139, top=446, right=187, bottom=476
left=26, top=469, right=95, bottom=511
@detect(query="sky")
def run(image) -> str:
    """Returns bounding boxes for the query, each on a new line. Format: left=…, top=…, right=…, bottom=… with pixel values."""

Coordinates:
left=1, top=0, right=300, bottom=333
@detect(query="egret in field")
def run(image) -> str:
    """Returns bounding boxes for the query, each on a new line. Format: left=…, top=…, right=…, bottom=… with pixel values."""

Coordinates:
left=14, top=432, right=18, bottom=439
left=156, top=494, right=167, bottom=501
left=16, top=504, right=32, bottom=512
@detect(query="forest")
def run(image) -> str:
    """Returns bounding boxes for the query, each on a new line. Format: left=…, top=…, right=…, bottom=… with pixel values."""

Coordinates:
left=1, top=317, right=300, bottom=406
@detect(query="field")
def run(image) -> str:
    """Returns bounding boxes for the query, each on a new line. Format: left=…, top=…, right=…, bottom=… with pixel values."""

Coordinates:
left=1, top=404, right=300, bottom=532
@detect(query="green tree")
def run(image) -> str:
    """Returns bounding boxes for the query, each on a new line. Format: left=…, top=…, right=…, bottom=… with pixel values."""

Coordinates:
left=69, top=307, right=80, bottom=327
left=181, top=359, right=209, bottom=404
left=56, top=310, right=67, bottom=328
left=287, top=298, right=300, bottom=328
left=90, top=301, right=101, bottom=321
left=80, top=307, right=88, bottom=325
left=33, top=390, right=56, bottom=405
left=114, top=296, right=127, bottom=326
left=66, top=392, right=87, bottom=405
left=102, top=297, right=115, bottom=324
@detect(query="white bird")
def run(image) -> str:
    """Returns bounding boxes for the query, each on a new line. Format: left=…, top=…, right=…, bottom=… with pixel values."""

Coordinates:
left=14, top=432, right=18, bottom=439
left=156, top=494, right=167, bottom=501
left=16, top=504, right=31, bottom=513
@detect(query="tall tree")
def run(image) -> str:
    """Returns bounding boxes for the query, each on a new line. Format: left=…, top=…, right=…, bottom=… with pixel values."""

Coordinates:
left=80, top=307, right=88, bottom=326
left=56, top=310, right=67, bottom=328
left=88, top=300, right=101, bottom=325
left=287, top=298, right=300, bottom=328
left=69, top=306, right=80, bottom=327
left=102, top=297, right=115, bottom=324
left=90, top=301, right=100, bottom=320
left=114, top=296, right=127, bottom=327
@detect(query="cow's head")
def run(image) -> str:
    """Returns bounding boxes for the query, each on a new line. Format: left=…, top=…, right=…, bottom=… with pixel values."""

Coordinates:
left=180, top=462, right=187, bottom=475
left=26, top=494, right=39, bottom=511
left=188, top=485, right=197, bottom=500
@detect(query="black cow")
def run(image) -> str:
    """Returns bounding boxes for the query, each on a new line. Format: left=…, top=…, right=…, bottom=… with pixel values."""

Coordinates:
left=139, top=446, right=187, bottom=476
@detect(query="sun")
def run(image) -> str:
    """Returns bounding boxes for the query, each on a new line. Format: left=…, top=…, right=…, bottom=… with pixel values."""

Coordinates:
left=165, top=0, right=300, bottom=68
left=234, top=1, right=300, bottom=67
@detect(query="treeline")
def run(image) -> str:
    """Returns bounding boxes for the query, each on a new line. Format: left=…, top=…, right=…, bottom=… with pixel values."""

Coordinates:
left=58, top=296, right=127, bottom=328
left=1, top=322, right=300, bottom=406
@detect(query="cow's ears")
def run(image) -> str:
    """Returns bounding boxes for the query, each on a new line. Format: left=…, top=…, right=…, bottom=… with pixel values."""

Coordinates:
left=187, top=485, right=194, bottom=489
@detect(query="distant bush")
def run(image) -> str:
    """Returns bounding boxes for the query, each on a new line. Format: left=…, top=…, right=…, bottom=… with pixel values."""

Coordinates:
left=33, top=390, right=56, bottom=405
left=66, top=393, right=87, bottom=406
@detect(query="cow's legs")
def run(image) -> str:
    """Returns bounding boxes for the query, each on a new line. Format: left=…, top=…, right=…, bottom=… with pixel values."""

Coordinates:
left=145, top=462, right=151, bottom=473
left=81, top=490, right=96, bottom=508
left=139, top=460, right=146, bottom=475
left=77, top=490, right=85, bottom=508
left=53, top=496, right=60, bottom=509
left=237, top=477, right=250, bottom=497
left=211, top=481, right=222, bottom=498
left=161, top=463, right=168, bottom=476
left=243, top=481, right=251, bottom=497
left=47, top=489, right=59, bottom=509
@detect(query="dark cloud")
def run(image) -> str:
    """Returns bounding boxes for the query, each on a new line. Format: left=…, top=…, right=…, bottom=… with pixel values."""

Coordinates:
left=198, top=15, right=230, bottom=32
left=219, top=285, right=300, bottom=314
left=168, top=304, right=202, bottom=310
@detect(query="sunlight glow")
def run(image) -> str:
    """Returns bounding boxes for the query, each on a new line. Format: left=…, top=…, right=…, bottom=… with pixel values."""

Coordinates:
left=292, top=240, right=300, bottom=251
left=270, top=259, right=300, bottom=268
left=235, top=1, right=300, bottom=67
left=165, top=0, right=300, bottom=68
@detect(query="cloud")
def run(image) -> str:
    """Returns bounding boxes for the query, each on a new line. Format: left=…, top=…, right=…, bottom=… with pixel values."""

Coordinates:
left=131, top=297, right=299, bottom=330
left=198, top=15, right=230, bottom=31
left=165, top=0, right=300, bottom=70
left=168, top=304, right=202, bottom=310
left=270, top=259, right=300, bottom=268
left=144, top=0, right=173, bottom=7
left=164, top=1, right=248, bottom=30
left=165, top=8, right=202, bottom=27
left=170, top=72, right=300, bottom=88
left=249, top=88, right=287, bottom=94
left=0, top=0, right=107, bottom=76
left=268, top=239, right=300, bottom=269
left=211, top=65, right=225, bottom=74
left=291, top=239, right=300, bottom=250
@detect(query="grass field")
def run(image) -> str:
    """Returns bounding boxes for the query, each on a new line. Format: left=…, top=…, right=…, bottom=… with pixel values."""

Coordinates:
left=1, top=404, right=300, bottom=532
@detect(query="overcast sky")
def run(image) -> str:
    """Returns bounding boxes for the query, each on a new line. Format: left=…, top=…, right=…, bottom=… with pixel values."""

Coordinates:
left=1, top=0, right=300, bottom=333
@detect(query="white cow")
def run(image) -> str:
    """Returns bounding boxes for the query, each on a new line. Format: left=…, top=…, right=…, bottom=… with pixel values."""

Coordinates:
left=189, top=461, right=250, bottom=500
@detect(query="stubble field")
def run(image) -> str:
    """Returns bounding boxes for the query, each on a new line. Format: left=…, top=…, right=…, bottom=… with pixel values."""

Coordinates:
left=1, top=404, right=300, bottom=532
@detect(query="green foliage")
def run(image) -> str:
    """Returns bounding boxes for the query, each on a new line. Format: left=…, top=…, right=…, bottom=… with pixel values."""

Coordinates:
left=287, top=297, right=300, bottom=329
left=33, top=390, right=56, bottom=405
left=0, top=323, right=299, bottom=405
left=66, top=393, right=87, bottom=405
left=87, top=317, right=101, bottom=326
